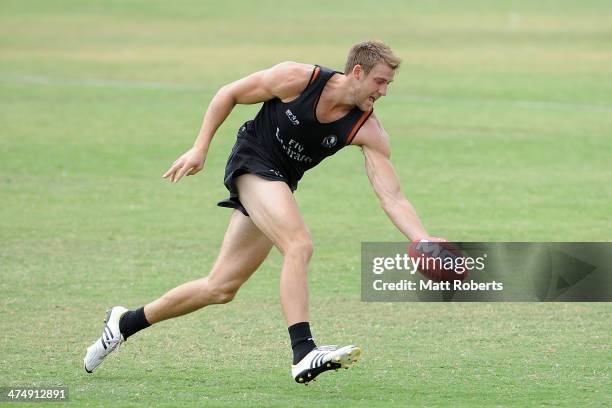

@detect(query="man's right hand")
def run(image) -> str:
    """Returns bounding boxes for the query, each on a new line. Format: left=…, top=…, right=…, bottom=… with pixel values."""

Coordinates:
left=162, top=147, right=206, bottom=183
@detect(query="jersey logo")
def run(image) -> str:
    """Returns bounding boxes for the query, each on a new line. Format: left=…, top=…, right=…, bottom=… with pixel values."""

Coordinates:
left=268, top=169, right=284, bottom=178
left=285, top=109, right=300, bottom=126
left=321, top=135, right=338, bottom=148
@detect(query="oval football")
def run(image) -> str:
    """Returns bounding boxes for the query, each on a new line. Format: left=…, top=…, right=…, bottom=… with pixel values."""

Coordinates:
left=407, top=241, right=470, bottom=283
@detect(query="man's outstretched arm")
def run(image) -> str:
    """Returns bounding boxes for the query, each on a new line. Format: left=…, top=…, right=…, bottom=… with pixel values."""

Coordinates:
left=163, top=62, right=313, bottom=182
left=355, top=114, right=429, bottom=241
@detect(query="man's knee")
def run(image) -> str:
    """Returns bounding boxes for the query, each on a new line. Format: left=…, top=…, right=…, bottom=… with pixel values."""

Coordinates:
left=202, top=278, right=238, bottom=305
left=284, top=237, right=314, bottom=262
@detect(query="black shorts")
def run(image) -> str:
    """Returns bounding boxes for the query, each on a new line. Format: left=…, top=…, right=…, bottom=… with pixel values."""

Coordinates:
left=217, top=125, right=297, bottom=217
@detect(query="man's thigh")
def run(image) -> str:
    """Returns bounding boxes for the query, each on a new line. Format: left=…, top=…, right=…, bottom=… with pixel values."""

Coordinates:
left=207, top=209, right=273, bottom=290
left=235, top=174, right=310, bottom=253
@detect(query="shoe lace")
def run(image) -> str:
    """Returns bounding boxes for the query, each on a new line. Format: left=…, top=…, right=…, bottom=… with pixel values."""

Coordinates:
left=101, top=328, right=124, bottom=352
left=109, top=337, right=123, bottom=347
left=107, top=337, right=124, bottom=359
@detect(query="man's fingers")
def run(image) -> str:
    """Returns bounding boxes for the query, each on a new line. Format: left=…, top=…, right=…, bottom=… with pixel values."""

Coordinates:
left=171, top=165, right=183, bottom=182
left=162, top=166, right=175, bottom=178
left=173, top=163, right=192, bottom=183
left=162, top=155, right=203, bottom=181
left=163, top=161, right=182, bottom=179
left=187, top=166, right=202, bottom=176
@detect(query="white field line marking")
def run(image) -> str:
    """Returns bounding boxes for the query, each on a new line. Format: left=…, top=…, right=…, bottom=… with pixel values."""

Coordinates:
left=390, top=95, right=612, bottom=113
left=0, top=73, right=211, bottom=92
left=2, top=73, right=610, bottom=112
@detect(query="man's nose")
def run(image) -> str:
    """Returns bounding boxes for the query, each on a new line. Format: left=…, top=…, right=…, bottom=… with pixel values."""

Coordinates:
left=379, top=84, right=388, bottom=96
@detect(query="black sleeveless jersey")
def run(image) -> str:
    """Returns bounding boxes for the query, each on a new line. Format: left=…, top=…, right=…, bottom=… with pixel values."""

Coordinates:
left=245, top=65, right=373, bottom=185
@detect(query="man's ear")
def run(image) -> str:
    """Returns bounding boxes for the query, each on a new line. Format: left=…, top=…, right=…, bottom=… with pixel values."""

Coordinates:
left=352, top=64, right=363, bottom=80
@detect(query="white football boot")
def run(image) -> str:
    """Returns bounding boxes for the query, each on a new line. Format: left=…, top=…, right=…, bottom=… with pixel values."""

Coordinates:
left=83, top=306, right=128, bottom=373
left=291, top=345, right=361, bottom=384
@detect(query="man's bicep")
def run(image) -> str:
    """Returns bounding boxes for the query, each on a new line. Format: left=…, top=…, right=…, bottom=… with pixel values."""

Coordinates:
left=222, top=62, right=309, bottom=105
left=221, top=70, right=275, bottom=105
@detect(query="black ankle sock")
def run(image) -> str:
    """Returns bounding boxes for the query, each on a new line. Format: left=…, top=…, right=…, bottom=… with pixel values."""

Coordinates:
left=288, top=322, right=317, bottom=364
left=119, top=307, right=151, bottom=340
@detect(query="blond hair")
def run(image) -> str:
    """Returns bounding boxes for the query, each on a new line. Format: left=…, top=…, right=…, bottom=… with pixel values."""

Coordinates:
left=344, top=40, right=401, bottom=75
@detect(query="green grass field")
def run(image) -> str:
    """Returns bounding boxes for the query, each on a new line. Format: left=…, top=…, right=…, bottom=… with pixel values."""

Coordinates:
left=1, top=1, right=611, bottom=406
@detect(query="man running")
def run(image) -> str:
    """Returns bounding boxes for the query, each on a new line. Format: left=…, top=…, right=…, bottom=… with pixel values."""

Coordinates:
left=84, top=40, right=442, bottom=384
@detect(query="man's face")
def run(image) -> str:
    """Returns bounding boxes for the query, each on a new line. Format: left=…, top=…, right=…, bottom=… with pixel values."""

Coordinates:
left=353, top=62, right=395, bottom=111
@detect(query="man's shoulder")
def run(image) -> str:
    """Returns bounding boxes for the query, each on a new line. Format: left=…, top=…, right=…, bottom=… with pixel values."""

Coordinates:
left=270, top=61, right=316, bottom=81
left=351, top=113, right=391, bottom=155
left=266, top=62, right=316, bottom=100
